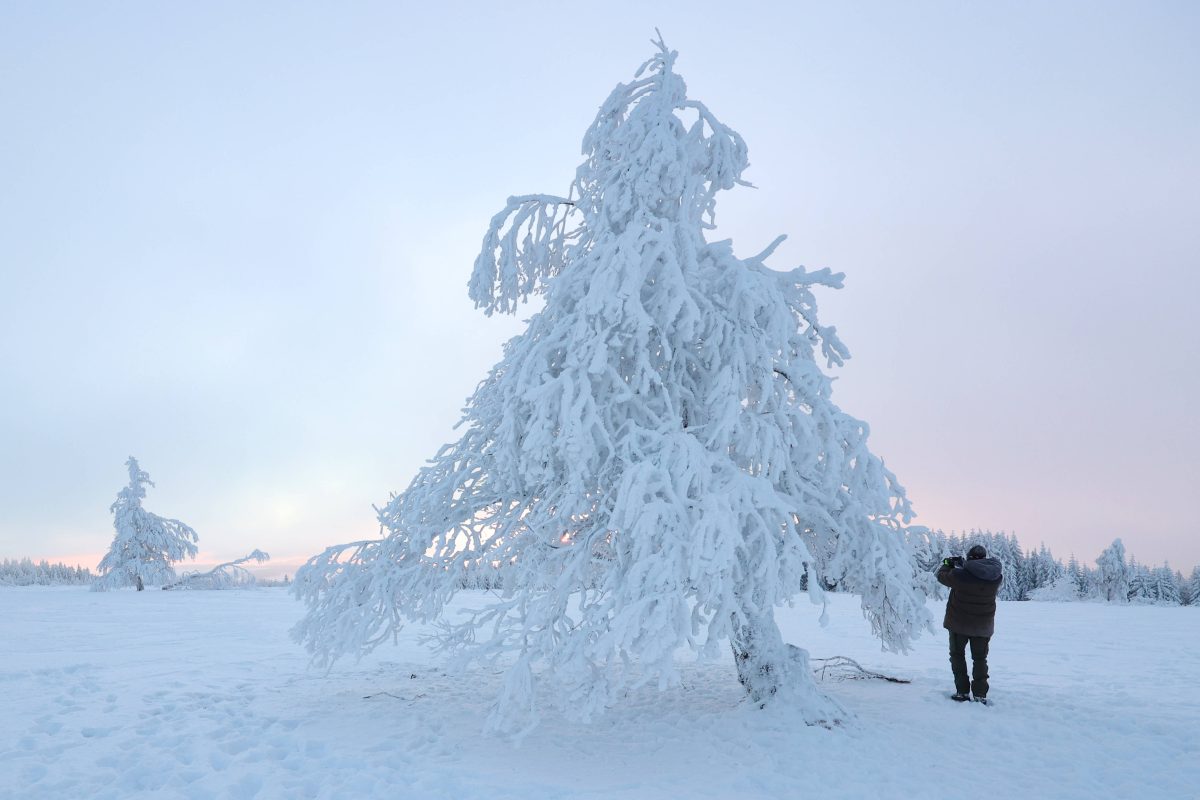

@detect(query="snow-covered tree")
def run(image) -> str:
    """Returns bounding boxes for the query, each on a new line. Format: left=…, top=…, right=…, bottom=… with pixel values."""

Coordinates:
left=1094, top=538, right=1131, bottom=603
left=1028, top=543, right=1062, bottom=593
left=970, top=531, right=1025, bottom=601
left=93, top=457, right=198, bottom=591
left=165, top=550, right=269, bottom=590
left=1150, top=564, right=1180, bottom=605
left=292, top=39, right=931, bottom=731
left=1066, top=554, right=1086, bottom=598
left=1126, top=559, right=1154, bottom=603
left=1184, top=566, right=1200, bottom=606
left=904, top=527, right=944, bottom=602
left=1079, top=564, right=1096, bottom=599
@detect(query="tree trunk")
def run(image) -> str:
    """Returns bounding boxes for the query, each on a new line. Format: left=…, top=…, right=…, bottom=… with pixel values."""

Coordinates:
left=730, top=606, right=843, bottom=725
left=136, top=575, right=144, bottom=591
left=730, top=607, right=789, bottom=705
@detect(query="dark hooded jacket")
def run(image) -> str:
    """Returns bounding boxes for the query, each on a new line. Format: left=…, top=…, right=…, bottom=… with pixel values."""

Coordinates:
left=936, top=557, right=1003, bottom=638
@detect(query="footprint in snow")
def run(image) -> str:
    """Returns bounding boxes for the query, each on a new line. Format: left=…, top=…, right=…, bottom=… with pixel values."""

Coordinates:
left=33, top=717, right=63, bottom=735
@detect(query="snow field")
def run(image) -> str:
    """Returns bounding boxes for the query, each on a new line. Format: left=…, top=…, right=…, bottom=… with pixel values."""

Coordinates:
left=1, top=587, right=1196, bottom=799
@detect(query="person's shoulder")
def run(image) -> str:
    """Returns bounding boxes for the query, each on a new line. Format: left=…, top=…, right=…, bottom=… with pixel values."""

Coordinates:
left=963, top=558, right=1003, bottom=584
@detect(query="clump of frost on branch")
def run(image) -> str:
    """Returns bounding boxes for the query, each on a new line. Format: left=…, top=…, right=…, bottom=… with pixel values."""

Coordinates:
left=93, top=457, right=199, bottom=591
left=165, top=550, right=270, bottom=590
left=293, top=37, right=931, bottom=733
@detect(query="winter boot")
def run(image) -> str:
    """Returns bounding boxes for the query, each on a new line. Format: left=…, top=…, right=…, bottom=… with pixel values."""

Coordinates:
left=950, top=693, right=970, bottom=702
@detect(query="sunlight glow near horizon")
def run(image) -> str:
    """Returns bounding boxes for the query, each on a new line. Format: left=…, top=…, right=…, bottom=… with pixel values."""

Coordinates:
left=1, top=2, right=1197, bottom=573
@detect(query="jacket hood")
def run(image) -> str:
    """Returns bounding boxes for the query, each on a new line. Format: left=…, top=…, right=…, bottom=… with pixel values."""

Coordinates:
left=964, top=557, right=1003, bottom=582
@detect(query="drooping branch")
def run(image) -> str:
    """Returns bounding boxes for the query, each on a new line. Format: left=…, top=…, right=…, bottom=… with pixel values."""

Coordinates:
left=469, top=194, right=581, bottom=315
left=164, top=549, right=269, bottom=590
left=743, top=235, right=850, bottom=368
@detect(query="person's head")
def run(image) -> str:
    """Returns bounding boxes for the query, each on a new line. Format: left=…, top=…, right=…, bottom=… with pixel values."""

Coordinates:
left=967, top=545, right=987, bottom=561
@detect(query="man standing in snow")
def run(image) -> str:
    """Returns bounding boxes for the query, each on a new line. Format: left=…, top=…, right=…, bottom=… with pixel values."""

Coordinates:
left=937, top=545, right=1003, bottom=704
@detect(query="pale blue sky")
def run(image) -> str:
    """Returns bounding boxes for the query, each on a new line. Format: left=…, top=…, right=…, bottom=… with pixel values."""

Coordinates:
left=2, top=1, right=1197, bottom=575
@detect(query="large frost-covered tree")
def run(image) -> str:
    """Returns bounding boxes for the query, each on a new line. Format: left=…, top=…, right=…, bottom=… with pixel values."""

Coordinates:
left=93, top=457, right=199, bottom=591
left=293, top=39, right=930, bottom=731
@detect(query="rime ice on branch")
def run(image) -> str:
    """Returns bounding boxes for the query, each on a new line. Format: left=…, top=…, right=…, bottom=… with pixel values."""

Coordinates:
left=93, top=457, right=199, bottom=591
left=293, top=37, right=931, bottom=731
left=165, top=550, right=270, bottom=590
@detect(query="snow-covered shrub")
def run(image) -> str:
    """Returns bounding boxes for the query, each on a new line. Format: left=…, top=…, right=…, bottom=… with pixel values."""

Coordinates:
left=93, top=457, right=198, bottom=591
left=293, top=38, right=931, bottom=733
left=1028, top=573, right=1079, bottom=602
left=164, top=550, right=270, bottom=590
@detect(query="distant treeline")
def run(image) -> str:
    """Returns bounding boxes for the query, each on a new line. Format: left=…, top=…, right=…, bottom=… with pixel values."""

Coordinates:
left=458, top=529, right=1199, bottom=607
left=918, top=530, right=1199, bottom=606
left=8, top=532, right=1197, bottom=607
left=0, top=558, right=93, bottom=586
left=0, top=557, right=296, bottom=590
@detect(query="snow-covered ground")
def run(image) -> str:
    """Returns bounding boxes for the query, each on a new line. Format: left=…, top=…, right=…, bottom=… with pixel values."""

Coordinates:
left=1, top=587, right=1196, bottom=799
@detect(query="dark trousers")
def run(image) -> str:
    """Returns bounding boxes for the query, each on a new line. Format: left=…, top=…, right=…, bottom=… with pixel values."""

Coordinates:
left=948, top=631, right=990, bottom=697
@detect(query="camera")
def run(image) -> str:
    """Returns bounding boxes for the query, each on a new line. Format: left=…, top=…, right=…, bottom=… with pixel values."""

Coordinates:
left=942, top=556, right=964, bottom=568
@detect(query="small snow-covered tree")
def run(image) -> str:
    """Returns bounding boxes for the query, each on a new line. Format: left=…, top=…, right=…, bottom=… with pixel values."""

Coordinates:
left=1066, top=554, right=1085, bottom=598
left=905, top=527, right=943, bottom=600
left=1126, top=559, right=1154, bottom=602
left=1083, top=564, right=1101, bottom=599
left=165, top=550, right=269, bottom=590
left=1095, top=538, right=1131, bottom=603
left=1183, top=567, right=1200, bottom=606
left=1151, top=564, right=1180, bottom=605
left=93, top=457, right=198, bottom=591
left=293, top=39, right=931, bottom=731
left=1029, top=543, right=1062, bottom=592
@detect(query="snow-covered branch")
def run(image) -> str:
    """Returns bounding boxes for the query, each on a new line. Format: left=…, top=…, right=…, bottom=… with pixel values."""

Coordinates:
left=165, top=549, right=270, bottom=590
left=469, top=195, right=581, bottom=315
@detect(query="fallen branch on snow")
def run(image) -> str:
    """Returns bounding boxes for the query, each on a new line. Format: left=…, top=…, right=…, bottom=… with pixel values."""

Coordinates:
left=810, top=656, right=911, bottom=684
left=363, top=691, right=426, bottom=703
